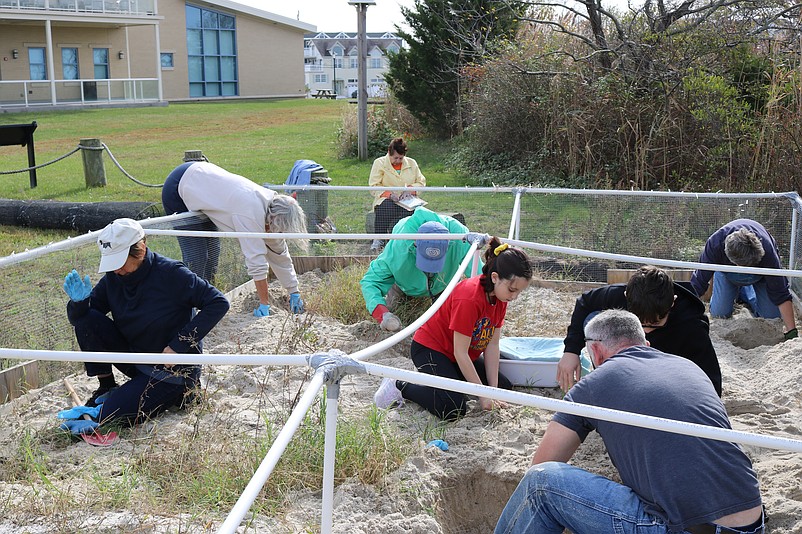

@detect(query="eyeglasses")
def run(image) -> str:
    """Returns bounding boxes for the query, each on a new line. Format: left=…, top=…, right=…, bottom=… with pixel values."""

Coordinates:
left=585, top=338, right=604, bottom=343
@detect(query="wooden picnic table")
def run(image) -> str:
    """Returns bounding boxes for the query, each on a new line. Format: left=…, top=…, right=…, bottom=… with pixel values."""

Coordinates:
left=313, top=89, right=337, bottom=99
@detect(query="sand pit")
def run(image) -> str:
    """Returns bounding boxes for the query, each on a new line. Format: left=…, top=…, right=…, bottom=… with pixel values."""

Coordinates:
left=0, top=270, right=800, bottom=533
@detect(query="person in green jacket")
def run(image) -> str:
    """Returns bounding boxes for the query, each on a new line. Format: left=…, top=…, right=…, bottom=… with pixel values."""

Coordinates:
left=360, top=207, right=483, bottom=331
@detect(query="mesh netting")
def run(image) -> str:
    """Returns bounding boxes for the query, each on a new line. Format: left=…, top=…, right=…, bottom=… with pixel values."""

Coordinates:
left=1, top=187, right=800, bottom=374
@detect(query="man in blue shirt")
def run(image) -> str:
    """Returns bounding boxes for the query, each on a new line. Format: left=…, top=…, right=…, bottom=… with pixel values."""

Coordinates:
left=63, top=218, right=229, bottom=427
left=496, top=310, right=764, bottom=534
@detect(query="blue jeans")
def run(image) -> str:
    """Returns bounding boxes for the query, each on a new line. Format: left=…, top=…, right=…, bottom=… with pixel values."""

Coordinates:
left=710, top=272, right=779, bottom=319
left=162, top=162, right=220, bottom=282
left=495, top=463, right=764, bottom=534
left=495, top=462, right=668, bottom=534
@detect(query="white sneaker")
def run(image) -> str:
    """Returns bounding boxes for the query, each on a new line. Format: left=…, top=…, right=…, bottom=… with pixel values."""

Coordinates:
left=370, top=239, right=384, bottom=252
left=380, top=311, right=402, bottom=332
left=374, top=378, right=404, bottom=409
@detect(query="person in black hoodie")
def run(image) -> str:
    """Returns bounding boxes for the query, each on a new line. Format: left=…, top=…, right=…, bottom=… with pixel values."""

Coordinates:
left=557, top=265, right=722, bottom=396
left=63, top=218, right=230, bottom=427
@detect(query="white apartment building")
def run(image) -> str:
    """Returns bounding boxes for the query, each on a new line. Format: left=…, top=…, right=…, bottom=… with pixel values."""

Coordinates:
left=303, top=31, right=402, bottom=98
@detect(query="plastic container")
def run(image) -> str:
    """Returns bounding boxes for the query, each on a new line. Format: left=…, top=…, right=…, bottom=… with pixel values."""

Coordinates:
left=498, top=337, right=592, bottom=388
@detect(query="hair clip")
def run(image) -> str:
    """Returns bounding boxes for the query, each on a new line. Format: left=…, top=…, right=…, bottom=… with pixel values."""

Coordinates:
left=494, top=243, right=509, bottom=256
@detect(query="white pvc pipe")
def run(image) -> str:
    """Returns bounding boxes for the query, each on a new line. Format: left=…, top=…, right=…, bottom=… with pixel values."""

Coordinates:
left=502, top=237, right=802, bottom=279
left=508, top=189, right=522, bottom=241
left=145, top=229, right=469, bottom=242
left=320, top=383, right=340, bottom=534
left=360, top=361, right=802, bottom=454
left=0, top=347, right=309, bottom=367
left=350, top=241, right=479, bottom=361
left=217, top=371, right=326, bottom=534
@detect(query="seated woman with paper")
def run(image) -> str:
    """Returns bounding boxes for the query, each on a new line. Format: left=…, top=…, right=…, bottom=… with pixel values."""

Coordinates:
left=368, top=137, right=426, bottom=252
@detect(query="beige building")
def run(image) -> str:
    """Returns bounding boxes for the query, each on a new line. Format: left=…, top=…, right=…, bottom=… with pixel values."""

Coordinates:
left=0, top=0, right=314, bottom=110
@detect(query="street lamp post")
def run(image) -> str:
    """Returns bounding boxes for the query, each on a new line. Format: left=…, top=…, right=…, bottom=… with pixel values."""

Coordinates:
left=332, top=52, right=337, bottom=95
left=348, top=0, right=375, bottom=160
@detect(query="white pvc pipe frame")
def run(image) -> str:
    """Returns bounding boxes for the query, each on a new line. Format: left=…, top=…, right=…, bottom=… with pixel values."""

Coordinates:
left=3, top=191, right=802, bottom=530
left=4, top=233, right=802, bottom=531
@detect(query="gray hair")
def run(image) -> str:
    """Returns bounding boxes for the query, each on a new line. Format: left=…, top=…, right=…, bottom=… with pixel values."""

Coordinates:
left=585, top=309, right=646, bottom=353
left=724, top=228, right=764, bottom=267
left=267, top=194, right=308, bottom=251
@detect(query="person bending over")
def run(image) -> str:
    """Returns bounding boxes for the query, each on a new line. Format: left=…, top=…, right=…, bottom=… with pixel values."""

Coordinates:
left=558, top=265, right=722, bottom=395
left=373, top=238, right=532, bottom=420
left=63, top=218, right=229, bottom=426
left=496, top=309, right=764, bottom=534
left=162, top=160, right=307, bottom=317
left=690, top=218, right=797, bottom=341
left=360, top=207, right=482, bottom=332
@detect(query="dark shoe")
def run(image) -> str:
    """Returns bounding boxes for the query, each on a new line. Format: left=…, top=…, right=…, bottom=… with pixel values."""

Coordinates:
left=85, top=386, right=117, bottom=407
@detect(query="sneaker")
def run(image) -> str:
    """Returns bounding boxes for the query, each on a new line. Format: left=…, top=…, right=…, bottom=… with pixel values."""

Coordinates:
left=374, top=378, right=404, bottom=409
left=85, top=385, right=118, bottom=407
left=370, top=239, right=384, bottom=252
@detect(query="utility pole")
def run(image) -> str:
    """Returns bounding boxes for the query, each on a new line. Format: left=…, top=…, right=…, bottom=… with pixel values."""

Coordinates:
left=348, top=0, right=375, bottom=160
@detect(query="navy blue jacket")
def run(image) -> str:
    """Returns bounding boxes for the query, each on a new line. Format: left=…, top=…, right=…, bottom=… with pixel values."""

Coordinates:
left=563, top=282, right=722, bottom=395
left=690, top=218, right=791, bottom=306
left=67, top=249, right=229, bottom=382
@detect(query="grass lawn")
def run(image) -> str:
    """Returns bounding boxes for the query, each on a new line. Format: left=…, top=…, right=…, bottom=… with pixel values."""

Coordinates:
left=0, top=99, right=465, bottom=255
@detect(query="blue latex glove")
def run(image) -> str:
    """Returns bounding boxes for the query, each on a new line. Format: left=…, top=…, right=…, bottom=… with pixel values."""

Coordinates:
left=59, top=419, right=99, bottom=435
left=58, top=404, right=102, bottom=420
left=289, top=293, right=305, bottom=314
left=253, top=303, right=271, bottom=317
left=426, top=439, right=449, bottom=451
left=63, top=269, right=92, bottom=302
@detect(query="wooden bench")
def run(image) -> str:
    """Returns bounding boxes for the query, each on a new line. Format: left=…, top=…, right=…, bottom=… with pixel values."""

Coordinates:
left=0, top=121, right=38, bottom=188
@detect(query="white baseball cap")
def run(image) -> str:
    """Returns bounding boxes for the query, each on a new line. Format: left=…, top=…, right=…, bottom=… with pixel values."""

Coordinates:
left=97, top=218, right=145, bottom=273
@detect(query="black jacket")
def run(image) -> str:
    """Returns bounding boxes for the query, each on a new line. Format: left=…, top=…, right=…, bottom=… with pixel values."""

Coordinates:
left=563, top=281, right=722, bottom=395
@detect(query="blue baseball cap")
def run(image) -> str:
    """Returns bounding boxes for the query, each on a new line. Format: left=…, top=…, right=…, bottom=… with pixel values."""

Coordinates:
left=415, top=221, right=449, bottom=273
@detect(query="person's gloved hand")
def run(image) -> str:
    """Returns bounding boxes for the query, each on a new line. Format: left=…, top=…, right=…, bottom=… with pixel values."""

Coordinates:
left=380, top=312, right=402, bottom=332
left=784, top=328, right=798, bottom=341
left=464, top=232, right=490, bottom=247
left=388, top=192, right=400, bottom=202
left=289, top=293, right=305, bottom=314
left=399, top=191, right=414, bottom=201
left=63, top=269, right=92, bottom=302
left=59, top=419, right=99, bottom=435
left=57, top=404, right=102, bottom=420
left=253, top=303, right=271, bottom=317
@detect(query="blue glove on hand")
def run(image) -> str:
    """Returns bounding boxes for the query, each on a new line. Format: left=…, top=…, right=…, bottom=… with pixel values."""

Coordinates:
left=253, top=303, right=271, bottom=317
left=59, top=419, right=99, bottom=435
left=63, top=269, right=92, bottom=302
left=57, top=404, right=102, bottom=420
left=289, top=293, right=305, bottom=314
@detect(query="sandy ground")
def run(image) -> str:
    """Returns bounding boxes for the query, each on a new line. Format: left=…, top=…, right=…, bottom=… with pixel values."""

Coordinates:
left=0, top=270, right=801, bottom=533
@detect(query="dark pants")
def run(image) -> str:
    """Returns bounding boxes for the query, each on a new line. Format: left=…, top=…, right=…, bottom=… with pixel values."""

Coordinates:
left=162, top=162, right=220, bottom=282
left=402, top=340, right=513, bottom=420
left=374, top=199, right=411, bottom=235
left=73, top=309, right=190, bottom=427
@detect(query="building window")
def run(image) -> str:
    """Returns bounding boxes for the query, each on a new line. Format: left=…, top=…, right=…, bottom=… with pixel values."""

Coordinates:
left=369, top=57, right=383, bottom=69
left=93, top=48, right=109, bottom=79
left=333, top=57, right=343, bottom=69
left=349, top=58, right=357, bottom=69
left=62, top=48, right=79, bottom=80
left=29, top=48, right=46, bottom=80
left=161, top=52, right=174, bottom=69
left=186, top=4, right=238, bottom=97
left=314, top=74, right=327, bottom=83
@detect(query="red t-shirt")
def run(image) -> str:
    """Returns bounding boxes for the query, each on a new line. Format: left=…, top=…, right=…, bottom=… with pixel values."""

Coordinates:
left=413, top=276, right=507, bottom=362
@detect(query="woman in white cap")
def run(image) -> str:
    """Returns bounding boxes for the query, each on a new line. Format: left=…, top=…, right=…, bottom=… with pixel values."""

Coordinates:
left=373, top=237, right=533, bottom=420
left=162, top=160, right=307, bottom=317
left=61, top=218, right=229, bottom=429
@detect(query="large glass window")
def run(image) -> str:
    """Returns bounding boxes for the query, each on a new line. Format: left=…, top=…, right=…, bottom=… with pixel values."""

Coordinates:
left=186, top=4, right=238, bottom=97
left=62, top=48, right=79, bottom=80
left=29, top=48, right=46, bottom=80
left=369, top=57, right=383, bottom=69
left=93, top=48, right=109, bottom=79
